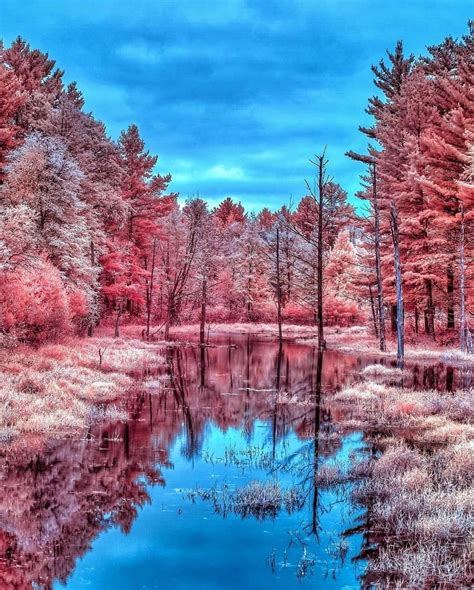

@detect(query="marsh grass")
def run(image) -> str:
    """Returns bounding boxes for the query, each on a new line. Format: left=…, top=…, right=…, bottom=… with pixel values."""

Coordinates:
left=361, top=364, right=409, bottom=379
left=0, top=336, right=164, bottom=441
left=334, top=379, right=474, bottom=588
left=332, top=339, right=474, bottom=366
left=185, top=480, right=305, bottom=520
left=202, top=445, right=277, bottom=472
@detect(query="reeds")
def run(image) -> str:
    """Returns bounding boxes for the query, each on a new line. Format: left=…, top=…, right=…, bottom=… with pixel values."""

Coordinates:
left=185, top=480, right=305, bottom=520
left=336, top=377, right=474, bottom=588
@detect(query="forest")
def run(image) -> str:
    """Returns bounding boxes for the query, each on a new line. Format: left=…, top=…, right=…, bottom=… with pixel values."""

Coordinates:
left=0, top=30, right=472, bottom=364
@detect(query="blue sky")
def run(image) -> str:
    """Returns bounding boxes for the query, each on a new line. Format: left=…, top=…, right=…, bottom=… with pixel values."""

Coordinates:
left=2, top=1, right=472, bottom=211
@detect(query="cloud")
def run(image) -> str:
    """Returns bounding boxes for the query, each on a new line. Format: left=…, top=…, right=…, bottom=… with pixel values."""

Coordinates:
left=116, top=41, right=163, bottom=65
left=2, top=0, right=472, bottom=212
left=205, top=165, right=245, bottom=180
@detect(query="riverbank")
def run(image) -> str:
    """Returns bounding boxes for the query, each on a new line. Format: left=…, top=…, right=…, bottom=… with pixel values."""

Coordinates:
left=0, top=336, right=165, bottom=444
left=171, top=322, right=474, bottom=365
left=332, top=376, right=474, bottom=589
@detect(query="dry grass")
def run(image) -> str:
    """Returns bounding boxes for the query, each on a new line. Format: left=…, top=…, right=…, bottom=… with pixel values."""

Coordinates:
left=334, top=380, right=474, bottom=445
left=0, top=336, right=165, bottom=441
left=331, top=339, right=474, bottom=366
left=185, top=480, right=305, bottom=520
left=335, top=379, right=474, bottom=588
left=361, top=364, right=409, bottom=379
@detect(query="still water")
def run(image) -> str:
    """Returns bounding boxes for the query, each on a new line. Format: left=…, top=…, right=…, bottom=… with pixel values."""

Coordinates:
left=0, top=334, right=464, bottom=589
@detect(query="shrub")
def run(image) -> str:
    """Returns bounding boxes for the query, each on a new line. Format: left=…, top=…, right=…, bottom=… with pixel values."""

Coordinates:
left=283, top=303, right=313, bottom=324
left=0, top=260, right=70, bottom=344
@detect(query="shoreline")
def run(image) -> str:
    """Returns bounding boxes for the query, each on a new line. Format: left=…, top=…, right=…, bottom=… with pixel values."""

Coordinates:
left=1, top=323, right=472, bottom=444
left=168, top=323, right=474, bottom=366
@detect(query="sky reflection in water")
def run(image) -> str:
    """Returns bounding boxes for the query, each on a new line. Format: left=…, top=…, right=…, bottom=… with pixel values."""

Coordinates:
left=0, top=334, right=464, bottom=589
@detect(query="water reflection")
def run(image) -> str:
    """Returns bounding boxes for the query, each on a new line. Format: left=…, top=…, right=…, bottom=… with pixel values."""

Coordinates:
left=0, top=334, right=463, bottom=589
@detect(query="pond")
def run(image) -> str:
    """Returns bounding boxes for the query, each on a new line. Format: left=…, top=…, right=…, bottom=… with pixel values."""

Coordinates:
left=0, top=334, right=464, bottom=589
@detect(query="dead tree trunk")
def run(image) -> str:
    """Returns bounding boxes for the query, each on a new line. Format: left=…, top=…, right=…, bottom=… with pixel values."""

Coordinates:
left=316, top=152, right=325, bottom=351
left=146, top=238, right=157, bottom=339
left=373, top=164, right=386, bottom=352
left=390, top=202, right=404, bottom=367
left=276, top=226, right=283, bottom=345
left=345, top=152, right=386, bottom=351
left=199, top=276, right=207, bottom=346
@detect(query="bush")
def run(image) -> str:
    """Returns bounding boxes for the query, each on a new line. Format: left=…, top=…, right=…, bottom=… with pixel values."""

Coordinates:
left=324, top=296, right=365, bottom=327
left=283, top=303, right=313, bottom=324
left=0, top=260, right=70, bottom=344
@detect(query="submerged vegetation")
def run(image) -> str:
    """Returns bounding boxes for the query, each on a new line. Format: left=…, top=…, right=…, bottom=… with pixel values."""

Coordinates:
left=185, top=481, right=305, bottom=520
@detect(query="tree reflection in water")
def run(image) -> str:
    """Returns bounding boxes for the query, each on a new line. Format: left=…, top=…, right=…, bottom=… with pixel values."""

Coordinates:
left=0, top=334, right=461, bottom=589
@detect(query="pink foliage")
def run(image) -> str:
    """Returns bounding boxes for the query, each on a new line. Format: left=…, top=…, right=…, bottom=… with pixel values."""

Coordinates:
left=0, top=261, right=70, bottom=344
left=283, top=304, right=313, bottom=325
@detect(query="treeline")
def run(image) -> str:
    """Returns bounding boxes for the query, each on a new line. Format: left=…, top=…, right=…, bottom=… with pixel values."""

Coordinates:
left=0, top=30, right=472, bottom=354
left=347, top=25, right=473, bottom=360
left=0, top=37, right=361, bottom=345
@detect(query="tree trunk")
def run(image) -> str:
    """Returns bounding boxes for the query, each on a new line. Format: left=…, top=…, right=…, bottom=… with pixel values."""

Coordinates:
left=146, top=239, right=157, bottom=339
left=369, top=284, right=379, bottom=338
left=276, top=226, right=283, bottom=345
left=391, top=304, right=397, bottom=333
left=447, top=265, right=455, bottom=329
left=114, top=308, right=122, bottom=338
left=390, top=202, right=404, bottom=368
left=459, top=203, right=467, bottom=352
left=199, top=276, right=207, bottom=346
left=414, top=305, right=419, bottom=335
left=165, top=293, right=177, bottom=341
left=425, top=279, right=435, bottom=339
left=466, top=328, right=472, bottom=354
left=317, top=155, right=324, bottom=351
left=373, top=164, right=386, bottom=352
left=87, top=240, right=96, bottom=337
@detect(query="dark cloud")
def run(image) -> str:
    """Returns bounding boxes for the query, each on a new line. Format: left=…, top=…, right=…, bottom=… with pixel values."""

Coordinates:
left=2, top=0, right=472, bottom=211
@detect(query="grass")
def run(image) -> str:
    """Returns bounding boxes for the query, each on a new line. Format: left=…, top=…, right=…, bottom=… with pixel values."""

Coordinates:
left=202, top=445, right=277, bottom=472
left=333, top=378, right=474, bottom=588
left=329, top=334, right=474, bottom=366
left=0, top=336, right=165, bottom=442
left=185, top=480, right=305, bottom=520
left=361, top=364, right=409, bottom=379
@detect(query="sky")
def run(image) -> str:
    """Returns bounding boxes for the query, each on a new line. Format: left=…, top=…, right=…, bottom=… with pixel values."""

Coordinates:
left=1, top=0, right=472, bottom=211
